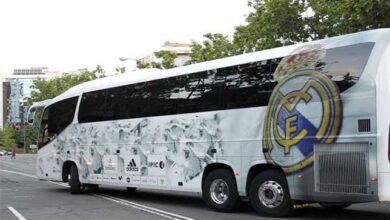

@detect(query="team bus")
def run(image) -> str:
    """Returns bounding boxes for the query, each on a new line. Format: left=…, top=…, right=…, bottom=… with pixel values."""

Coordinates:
left=29, top=29, right=390, bottom=217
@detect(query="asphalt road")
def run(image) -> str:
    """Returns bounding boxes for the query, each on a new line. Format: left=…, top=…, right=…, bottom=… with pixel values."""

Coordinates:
left=0, top=154, right=389, bottom=220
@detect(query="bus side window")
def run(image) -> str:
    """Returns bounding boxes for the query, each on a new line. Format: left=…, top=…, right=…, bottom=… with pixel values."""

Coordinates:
left=38, top=97, right=78, bottom=149
left=38, top=108, right=50, bottom=148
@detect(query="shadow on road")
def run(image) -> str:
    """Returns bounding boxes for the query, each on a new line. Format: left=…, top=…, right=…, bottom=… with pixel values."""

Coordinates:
left=49, top=186, right=389, bottom=220
left=294, top=207, right=389, bottom=220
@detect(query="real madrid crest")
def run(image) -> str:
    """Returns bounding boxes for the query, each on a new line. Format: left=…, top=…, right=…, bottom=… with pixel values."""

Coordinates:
left=263, top=44, right=342, bottom=174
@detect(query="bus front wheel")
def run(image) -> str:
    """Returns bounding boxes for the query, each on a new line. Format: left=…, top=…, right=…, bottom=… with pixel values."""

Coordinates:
left=202, top=169, right=240, bottom=212
left=249, top=170, right=294, bottom=217
left=69, top=164, right=82, bottom=194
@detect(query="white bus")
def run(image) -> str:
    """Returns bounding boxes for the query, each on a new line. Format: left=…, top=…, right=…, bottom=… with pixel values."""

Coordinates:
left=30, top=29, right=390, bottom=217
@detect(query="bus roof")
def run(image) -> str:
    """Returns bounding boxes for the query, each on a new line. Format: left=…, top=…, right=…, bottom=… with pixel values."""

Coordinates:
left=48, top=28, right=390, bottom=106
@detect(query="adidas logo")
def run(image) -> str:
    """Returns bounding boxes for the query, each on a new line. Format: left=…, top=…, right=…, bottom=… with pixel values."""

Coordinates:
left=126, top=159, right=139, bottom=172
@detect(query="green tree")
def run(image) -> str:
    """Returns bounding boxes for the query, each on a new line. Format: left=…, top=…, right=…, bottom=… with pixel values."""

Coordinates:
left=2, top=123, right=15, bottom=149
left=188, top=33, right=237, bottom=64
left=13, top=125, right=38, bottom=149
left=306, top=0, right=390, bottom=39
left=187, top=0, right=390, bottom=62
left=115, top=67, right=126, bottom=74
left=233, top=0, right=309, bottom=53
left=25, top=125, right=39, bottom=148
left=0, top=128, right=3, bottom=147
left=155, top=50, right=177, bottom=69
left=13, top=128, right=23, bottom=148
left=137, top=50, right=177, bottom=70
left=30, top=66, right=106, bottom=103
left=136, top=60, right=151, bottom=69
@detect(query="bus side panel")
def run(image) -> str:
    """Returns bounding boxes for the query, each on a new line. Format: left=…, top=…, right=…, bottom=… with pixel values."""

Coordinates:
left=37, top=138, right=64, bottom=181
left=376, top=42, right=390, bottom=201
left=50, top=112, right=241, bottom=191
left=216, top=107, right=266, bottom=195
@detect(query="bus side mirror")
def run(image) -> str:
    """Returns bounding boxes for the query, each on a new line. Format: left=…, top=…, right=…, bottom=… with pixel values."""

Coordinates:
left=27, top=110, right=35, bottom=124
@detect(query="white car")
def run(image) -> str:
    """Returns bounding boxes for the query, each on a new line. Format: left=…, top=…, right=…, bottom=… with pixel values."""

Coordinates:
left=0, top=150, right=12, bottom=156
left=5, top=151, right=12, bottom=155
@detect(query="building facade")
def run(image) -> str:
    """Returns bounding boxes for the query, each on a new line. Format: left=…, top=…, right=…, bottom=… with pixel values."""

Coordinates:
left=139, top=41, right=191, bottom=67
left=0, top=67, right=59, bottom=130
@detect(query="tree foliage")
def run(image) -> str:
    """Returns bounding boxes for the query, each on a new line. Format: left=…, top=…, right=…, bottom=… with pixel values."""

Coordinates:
left=187, top=33, right=238, bottom=64
left=115, top=66, right=126, bottom=74
left=13, top=125, right=38, bottom=148
left=30, top=66, right=105, bottom=103
left=137, top=50, right=177, bottom=70
left=306, top=0, right=390, bottom=39
left=0, top=129, right=3, bottom=147
left=190, top=0, right=390, bottom=62
left=234, top=0, right=308, bottom=53
left=155, top=50, right=178, bottom=69
left=128, top=1, right=390, bottom=68
left=1, top=123, right=15, bottom=149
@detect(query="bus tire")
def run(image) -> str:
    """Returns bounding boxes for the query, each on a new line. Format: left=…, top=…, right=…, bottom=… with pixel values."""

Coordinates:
left=69, top=164, right=82, bottom=194
left=126, top=187, right=137, bottom=193
left=319, top=202, right=351, bottom=210
left=249, top=170, right=294, bottom=217
left=202, top=169, right=240, bottom=212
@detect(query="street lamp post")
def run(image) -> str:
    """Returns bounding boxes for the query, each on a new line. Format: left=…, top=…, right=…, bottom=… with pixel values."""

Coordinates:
left=19, top=98, right=29, bottom=153
left=23, top=105, right=28, bottom=153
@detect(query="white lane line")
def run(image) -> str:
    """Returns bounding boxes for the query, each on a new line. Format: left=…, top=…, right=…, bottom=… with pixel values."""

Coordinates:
left=96, top=194, right=196, bottom=220
left=1, top=169, right=196, bottom=220
left=7, top=207, right=27, bottom=220
left=95, top=194, right=182, bottom=220
left=49, top=181, right=69, bottom=188
left=0, top=169, right=36, bottom=178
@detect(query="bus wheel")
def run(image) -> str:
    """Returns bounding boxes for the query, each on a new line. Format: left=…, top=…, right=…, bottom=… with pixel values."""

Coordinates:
left=319, top=202, right=351, bottom=210
left=202, top=169, right=240, bottom=212
left=69, top=164, right=82, bottom=194
left=126, top=187, right=137, bottom=193
left=249, top=170, right=294, bottom=217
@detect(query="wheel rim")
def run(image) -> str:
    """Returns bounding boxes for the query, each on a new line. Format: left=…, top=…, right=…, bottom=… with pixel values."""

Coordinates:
left=210, top=179, right=229, bottom=204
left=258, top=180, right=284, bottom=208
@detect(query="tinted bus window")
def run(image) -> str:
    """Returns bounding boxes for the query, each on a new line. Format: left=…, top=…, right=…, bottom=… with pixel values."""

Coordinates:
left=78, top=90, right=107, bottom=123
left=316, top=42, right=374, bottom=92
left=77, top=43, right=373, bottom=123
left=38, top=97, right=78, bottom=148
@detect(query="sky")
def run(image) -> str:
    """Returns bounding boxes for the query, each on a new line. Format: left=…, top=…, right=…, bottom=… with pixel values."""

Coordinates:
left=0, top=0, right=250, bottom=76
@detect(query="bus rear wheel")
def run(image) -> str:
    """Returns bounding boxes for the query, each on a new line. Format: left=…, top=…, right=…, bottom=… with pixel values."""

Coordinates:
left=202, top=169, right=240, bottom=212
left=69, top=164, right=82, bottom=194
left=249, top=170, right=294, bottom=217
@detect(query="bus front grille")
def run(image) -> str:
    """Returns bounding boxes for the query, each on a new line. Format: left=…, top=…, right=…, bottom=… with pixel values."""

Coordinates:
left=314, top=142, right=369, bottom=194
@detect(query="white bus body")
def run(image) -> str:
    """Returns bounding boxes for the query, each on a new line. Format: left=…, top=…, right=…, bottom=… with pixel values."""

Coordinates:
left=34, top=29, right=390, bottom=216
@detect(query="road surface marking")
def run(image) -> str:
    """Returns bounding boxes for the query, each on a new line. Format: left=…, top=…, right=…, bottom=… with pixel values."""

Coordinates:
left=49, top=181, right=69, bottom=187
left=8, top=207, right=27, bottom=220
left=96, top=194, right=196, bottom=220
left=1, top=169, right=196, bottom=220
left=0, top=169, right=36, bottom=178
left=95, top=194, right=185, bottom=220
